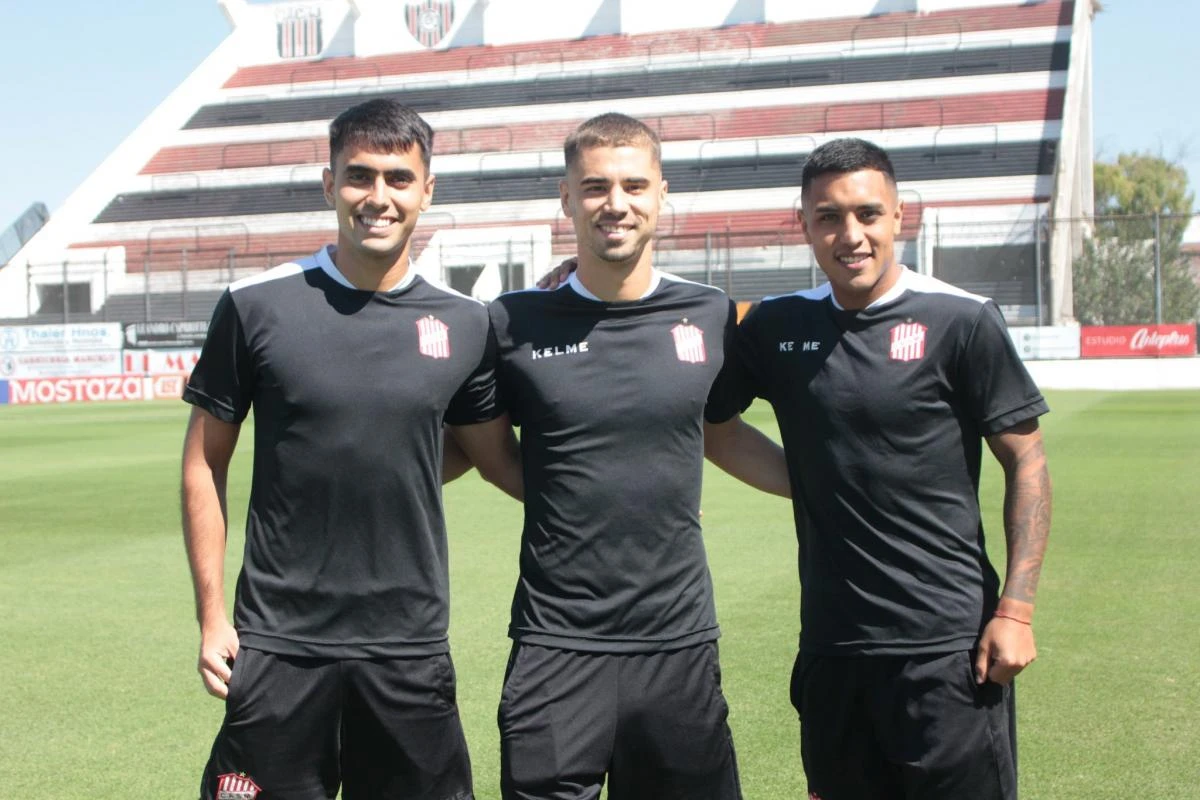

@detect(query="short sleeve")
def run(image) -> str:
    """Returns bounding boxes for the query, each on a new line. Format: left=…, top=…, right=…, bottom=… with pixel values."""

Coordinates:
left=444, top=321, right=503, bottom=426
left=705, top=301, right=767, bottom=423
left=487, top=299, right=523, bottom=427
left=959, top=301, right=1049, bottom=435
left=183, top=290, right=255, bottom=423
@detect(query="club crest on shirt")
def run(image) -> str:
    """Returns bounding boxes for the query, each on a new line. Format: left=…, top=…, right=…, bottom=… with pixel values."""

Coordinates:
left=671, top=321, right=707, bottom=364
left=889, top=321, right=927, bottom=362
left=216, top=773, right=261, bottom=800
left=416, top=315, right=451, bottom=359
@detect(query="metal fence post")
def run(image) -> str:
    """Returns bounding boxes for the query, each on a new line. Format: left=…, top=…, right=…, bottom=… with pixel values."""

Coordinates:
left=934, top=216, right=941, bottom=278
left=1034, top=208, right=1044, bottom=327
left=144, top=257, right=151, bottom=322
left=704, top=232, right=712, bottom=286
left=182, top=248, right=189, bottom=320
left=1153, top=212, right=1162, bottom=325
left=102, top=251, right=110, bottom=322
left=505, top=238, right=513, bottom=293
left=724, top=227, right=733, bottom=297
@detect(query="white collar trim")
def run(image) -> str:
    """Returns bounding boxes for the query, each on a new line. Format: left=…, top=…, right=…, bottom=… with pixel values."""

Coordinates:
left=828, top=265, right=911, bottom=311
left=319, top=245, right=416, bottom=293
left=567, top=268, right=662, bottom=301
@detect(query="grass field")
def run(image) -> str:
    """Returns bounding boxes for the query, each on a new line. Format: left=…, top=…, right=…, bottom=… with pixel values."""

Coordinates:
left=1, top=392, right=1198, bottom=798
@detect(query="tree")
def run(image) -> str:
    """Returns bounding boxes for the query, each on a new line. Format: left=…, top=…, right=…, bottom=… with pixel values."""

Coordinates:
left=1073, top=152, right=1200, bottom=324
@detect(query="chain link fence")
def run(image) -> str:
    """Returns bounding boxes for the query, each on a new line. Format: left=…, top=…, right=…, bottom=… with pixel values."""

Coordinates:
left=14, top=247, right=313, bottom=326
left=1064, top=212, right=1200, bottom=326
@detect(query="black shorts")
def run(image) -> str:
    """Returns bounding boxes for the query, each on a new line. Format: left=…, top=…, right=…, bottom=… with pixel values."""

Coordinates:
left=199, top=647, right=473, bottom=800
left=791, top=650, right=1017, bottom=800
left=498, top=641, right=741, bottom=800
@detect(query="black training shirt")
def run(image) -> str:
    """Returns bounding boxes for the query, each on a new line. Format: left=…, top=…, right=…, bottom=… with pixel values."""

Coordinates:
left=490, top=271, right=736, bottom=652
left=184, top=246, right=499, bottom=658
left=708, top=267, right=1048, bottom=656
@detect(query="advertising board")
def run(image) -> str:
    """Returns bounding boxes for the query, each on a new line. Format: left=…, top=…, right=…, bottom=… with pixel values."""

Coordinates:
left=1080, top=325, right=1196, bottom=358
left=0, top=350, right=123, bottom=378
left=0, top=323, right=123, bottom=352
left=7, top=374, right=187, bottom=405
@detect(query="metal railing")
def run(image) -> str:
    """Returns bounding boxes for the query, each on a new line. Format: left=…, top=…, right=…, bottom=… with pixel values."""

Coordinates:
left=12, top=213, right=1200, bottom=327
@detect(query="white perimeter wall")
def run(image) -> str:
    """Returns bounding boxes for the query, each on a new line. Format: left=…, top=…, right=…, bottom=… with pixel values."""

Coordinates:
left=1026, top=358, right=1200, bottom=391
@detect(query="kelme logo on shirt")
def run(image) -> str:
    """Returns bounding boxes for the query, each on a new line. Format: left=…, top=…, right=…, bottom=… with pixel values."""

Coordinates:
left=416, top=315, right=451, bottom=359
left=671, top=321, right=707, bottom=364
left=216, top=773, right=261, bottom=799
left=531, top=341, right=589, bottom=360
left=889, top=321, right=927, bottom=362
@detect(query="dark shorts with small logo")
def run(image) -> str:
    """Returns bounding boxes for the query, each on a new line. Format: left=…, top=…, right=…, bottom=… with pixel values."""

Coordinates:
left=498, top=641, right=742, bottom=800
left=792, top=650, right=1017, bottom=800
left=199, top=647, right=473, bottom=800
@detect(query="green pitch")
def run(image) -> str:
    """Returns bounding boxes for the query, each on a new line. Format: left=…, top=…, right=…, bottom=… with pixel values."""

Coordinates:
left=1, top=393, right=1198, bottom=797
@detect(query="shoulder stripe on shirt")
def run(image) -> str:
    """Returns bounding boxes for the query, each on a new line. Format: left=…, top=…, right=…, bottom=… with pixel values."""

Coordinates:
left=899, top=269, right=989, bottom=305
left=763, top=283, right=832, bottom=304
left=657, top=271, right=727, bottom=295
left=420, top=273, right=485, bottom=305
left=759, top=268, right=990, bottom=309
left=230, top=258, right=317, bottom=293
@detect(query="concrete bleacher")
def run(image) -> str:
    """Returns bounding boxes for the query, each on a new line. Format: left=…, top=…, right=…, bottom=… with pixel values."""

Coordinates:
left=94, top=140, right=1056, bottom=225
left=0, top=290, right=224, bottom=327
left=2, top=0, right=1091, bottom=325
left=99, top=290, right=224, bottom=324
left=141, top=89, right=1066, bottom=174
left=181, top=42, right=1067, bottom=129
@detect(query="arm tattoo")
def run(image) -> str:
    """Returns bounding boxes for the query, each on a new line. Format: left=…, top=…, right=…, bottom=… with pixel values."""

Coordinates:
left=1000, top=434, right=1052, bottom=605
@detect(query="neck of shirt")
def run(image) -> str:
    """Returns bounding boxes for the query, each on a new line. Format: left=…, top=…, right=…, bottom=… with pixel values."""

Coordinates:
left=568, top=268, right=662, bottom=302
left=321, top=245, right=417, bottom=293
left=828, top=265, right=910, bottom=311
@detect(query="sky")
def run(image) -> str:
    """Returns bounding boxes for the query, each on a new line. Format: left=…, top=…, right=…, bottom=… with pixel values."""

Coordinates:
left=0, top=0, right=1196, bottom=236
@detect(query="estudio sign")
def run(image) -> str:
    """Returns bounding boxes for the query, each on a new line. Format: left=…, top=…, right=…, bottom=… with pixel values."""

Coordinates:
left=1080, top=324, right=1196, bottom=358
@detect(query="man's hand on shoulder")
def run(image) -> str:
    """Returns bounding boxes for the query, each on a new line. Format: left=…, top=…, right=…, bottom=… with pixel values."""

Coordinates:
left=536, top=257, right=578, bottom=290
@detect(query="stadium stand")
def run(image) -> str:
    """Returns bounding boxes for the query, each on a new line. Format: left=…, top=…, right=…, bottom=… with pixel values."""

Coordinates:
left=1, top=0, right=1095, bottom=326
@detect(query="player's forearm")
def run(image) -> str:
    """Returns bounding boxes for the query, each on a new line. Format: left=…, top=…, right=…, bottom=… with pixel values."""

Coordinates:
left=180, top=408, right=241, bottom=628
left=442, top=428, right=474, bottom=483
left=181, top=463, right=231, bottom=630
left=449, top=418, right=525, bottom=501
left=704, top=417, right=791, bottom=498
left=475, top=437, right=524, bottom=501
left=998, top=435, right=1052, bottom=614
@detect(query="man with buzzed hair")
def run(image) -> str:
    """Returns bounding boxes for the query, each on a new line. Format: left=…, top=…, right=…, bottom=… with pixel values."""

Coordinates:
left=708, top=137, right=1052, bottom=799
left=182, top=98, right=519, bottom=800
left=488, top=112, right=789, bottom=800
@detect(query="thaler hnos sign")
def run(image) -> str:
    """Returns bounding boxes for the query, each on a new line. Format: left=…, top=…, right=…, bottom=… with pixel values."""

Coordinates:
left=1080, top=324, right=1196, bottom=358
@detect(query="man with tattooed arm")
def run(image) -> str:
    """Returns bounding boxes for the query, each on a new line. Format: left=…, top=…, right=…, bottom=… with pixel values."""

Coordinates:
left=706, top=137, right=1053, bottom=800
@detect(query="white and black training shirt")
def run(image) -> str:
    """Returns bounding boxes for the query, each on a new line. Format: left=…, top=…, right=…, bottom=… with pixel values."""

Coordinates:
left=707, top=267, right=1048, bottom=656
left=490, top=271, right=737, bottom=652
left=184, top=246, right=500, bottom=658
